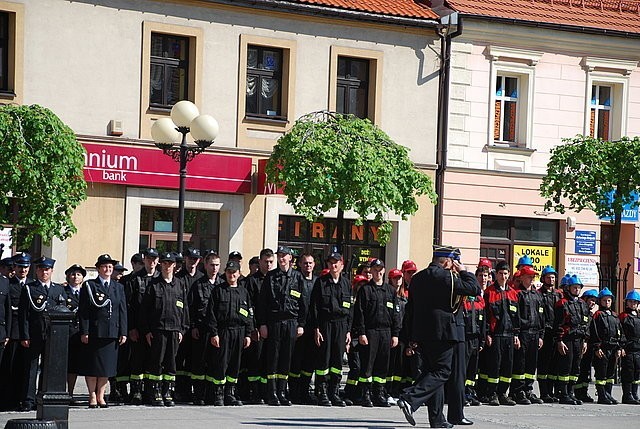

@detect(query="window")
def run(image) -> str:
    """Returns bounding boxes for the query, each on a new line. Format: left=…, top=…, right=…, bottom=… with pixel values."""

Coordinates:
left=494, top=75, right=519, bottom=143
left=139, top=206, right=219, bottom=253
left=590, top=84, right=611, bottom=140
left=0, top=2, right=24, bottom=103
left=336, top=56, right=369, bottom=119
left=149, top=33, right=189, bottom=109
left=246, top=45, right=283, bottom=118
left=0, top=12, right=8, bottom=92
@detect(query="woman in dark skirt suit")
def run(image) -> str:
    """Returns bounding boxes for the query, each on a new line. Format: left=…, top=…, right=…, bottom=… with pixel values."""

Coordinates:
left=64, top=264, right=86, bottom=404
left=79, top=254, right=127, bottom=408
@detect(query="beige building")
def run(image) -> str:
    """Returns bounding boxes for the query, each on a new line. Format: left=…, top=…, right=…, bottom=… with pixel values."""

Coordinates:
left=2, top=0, right=446, bottom=280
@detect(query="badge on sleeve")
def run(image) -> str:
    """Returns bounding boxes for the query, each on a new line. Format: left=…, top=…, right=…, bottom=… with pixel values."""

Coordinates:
left=176, top=300, right=184, bottom=308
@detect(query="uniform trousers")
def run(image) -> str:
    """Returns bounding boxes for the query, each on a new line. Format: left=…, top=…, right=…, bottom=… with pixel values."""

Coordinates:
left=146, top=330, right=180, bottom=381
left=575, top=343, right=594, bottom=391
left=484, top=335, right=514, bottom=395
left=315, top=319, right=348, bottom=382
left=388, top=340, right=405, bottom=390
left=264, top=319, right=298, bottom=379
left=207, top=326, right=244, bottom=384
left=358, top=328, right=391, bottom=384
left=464, top=337, right=481, bottom=387
left=593, top=346, right=619, bottom=385
left=241, top=338, right=264, bottom=383
left=190, top=334, right=209, bottom=382
left=129, top=339, right=149, bottom=382
left=22, top=338, right=46, bottom=407
left=115, top=341, right=131, bottom=383
left=621, top=350, right=640, bottom=384
left=345, top=340, right=361, bottom=387
left=556, top=337, right=584, bottom=386
left=536, top=329, right=558, bottom=389
left=290, top=325, right=317, bottom=379
left=0, top=340, right=24, bottom=410
left=511, top=331, right=539, bottom=394
left=175, top=335, right=192, bottom=379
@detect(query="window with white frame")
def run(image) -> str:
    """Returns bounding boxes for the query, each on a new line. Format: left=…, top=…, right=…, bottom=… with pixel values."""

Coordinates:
left=589, top=84, right=611, bottom=140
left=494, top=75, right=519, bottom=144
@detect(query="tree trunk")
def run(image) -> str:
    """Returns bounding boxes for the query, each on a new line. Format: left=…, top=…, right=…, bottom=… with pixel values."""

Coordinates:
left=612, top=211, right=621, bottom=312
left=335, top=204, right=345, bottom=254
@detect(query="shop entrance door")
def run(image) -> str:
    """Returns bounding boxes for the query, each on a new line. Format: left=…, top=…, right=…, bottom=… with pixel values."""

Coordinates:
left=479, top=243, right=509, bottom=269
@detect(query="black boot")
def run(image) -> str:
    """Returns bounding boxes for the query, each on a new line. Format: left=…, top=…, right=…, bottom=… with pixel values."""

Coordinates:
left=108, top=378, right=123, bottom=405
left=299, top=375, right=318, bottom=405
left=360, top=383, right=373, bottom=407
left=162, top=381, right=175, bottom=407
left=277, top=379, right=291, bottom=406
left=632, top=382, right=640, bottom=402
left=568, top=384, right=582, bottom=405
left=224, top=384, right=242, bottom=406
left=329, top=380, right=346, bottom=407
left=130, top=380, right=143, bottom=405
left=468, top=387, right=482, bottom=406
left=316, top=381, right=332, bottom=407
left=513, top=390, right=531, bottom=405
left=248, top=381, right=264, bottom=405
left=117, top=381, right=130, bottom=404
left=605, top=383, right=618, bottom=404
left=193, top=380, right=206, bottom=406
left=288, top=377, right=301, bottom=404
left=151, top=382, right=164, bottom=407
left=574, top=386, right=594, bottom=403
left=621, top=383, right=638, bottom=404
left=213, top=385, right=225, bottom=406
left=343, top=382, right=357, bottom=406
left=266, top=379, right=280, bottom=406
left=557, top=383, right=577, bottom=405
left=372, top=383, right=390, bottom=407
left=596, top=384, right=613, bottom=404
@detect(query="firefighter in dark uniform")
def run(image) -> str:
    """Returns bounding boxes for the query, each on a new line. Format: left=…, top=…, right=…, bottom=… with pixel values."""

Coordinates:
left=19, top=256, right=67, bottom=411
left=398, top=246, right=480, bottom=428
left=189, top=250, right=223, bottom=405
left=289, top=253, right=318, bottom=405
left=387, top=268, right=408, bottom=403
left=124, top=248, right=160, bottom=404
left=140, top=252, right=189, bottom=407
left=553, top=274, right=590, bottom=405
left=174, top=247, right=204, bottom=402
left=574, top=287, right=598, bottom=402
left=343, top=274, right=369, bottom=405
left=536, top=265, right=562, bottom=403
left=309, top=252, right=353, bottom=407
left=241, top=248, right=275, bottom=404
left=352, top=258, right=400, bottom=408
left=63, top=264, right=85, bottom=403
left=510, top=265, right=544, bottom=404
left=205, top=260, right=253, bottom=406
left=591, top=287, right=624, bottom=405
left=256, top=245, right=307, bottom=406
left=0, top=252, right=30, bottom=411
left=481, top=260, right=520, bottom=406
left=462, top=265, right=487, bottom=406
left=620, top=290, right=640, bottom=404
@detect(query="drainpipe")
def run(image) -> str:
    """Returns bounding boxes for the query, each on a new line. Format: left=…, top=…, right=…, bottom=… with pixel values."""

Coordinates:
left=433, top=13, right=463, bottom=245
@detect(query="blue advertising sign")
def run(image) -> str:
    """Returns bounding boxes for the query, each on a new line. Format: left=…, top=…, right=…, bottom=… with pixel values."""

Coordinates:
left=575, top=230, right=596, bottom=255
left=600, top=190, right=639, bottom=222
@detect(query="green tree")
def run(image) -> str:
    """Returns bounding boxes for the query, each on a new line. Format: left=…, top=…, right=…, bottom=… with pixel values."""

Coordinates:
left=540, top=135, right=640, bottom=289
left=266, top=111, right=437, bottom=248
left=0, top=104, right=87, bottom=248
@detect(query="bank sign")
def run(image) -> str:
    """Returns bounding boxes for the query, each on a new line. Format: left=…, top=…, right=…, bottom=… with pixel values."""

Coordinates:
left=513, top=245, right=556, bottom=274
left=82, top=143, right=252, bottom=194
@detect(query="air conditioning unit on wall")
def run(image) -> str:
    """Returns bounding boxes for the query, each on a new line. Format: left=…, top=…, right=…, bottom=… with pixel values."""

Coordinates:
left=108, top=119, right=123, bottom=136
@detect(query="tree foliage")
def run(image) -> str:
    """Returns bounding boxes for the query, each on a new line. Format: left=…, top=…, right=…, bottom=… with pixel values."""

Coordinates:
left=540, top=135, right=640, bottom=219
left=266, top=111, right=437, bottom=245
left=0, top=104, right=87, bottom=247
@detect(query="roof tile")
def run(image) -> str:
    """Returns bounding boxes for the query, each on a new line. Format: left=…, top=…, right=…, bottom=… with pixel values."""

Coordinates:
left=291, top=0, right=439, bottom=19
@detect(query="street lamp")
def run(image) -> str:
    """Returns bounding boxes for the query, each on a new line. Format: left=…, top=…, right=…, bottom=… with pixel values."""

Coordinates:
left=151, top=100, right=219, bottom=253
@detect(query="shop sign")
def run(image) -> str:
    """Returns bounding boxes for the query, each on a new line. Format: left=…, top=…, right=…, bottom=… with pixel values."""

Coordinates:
left=513, top=245, right=556, bottom=273
left=574, top=230, right=596, bottom=255
left=279, top=215, right=381, bottom=246
left=82, top=143, right=252, bottom=194
left=599, top=190, right=639, bottom=222
left=0, top=228, right=11, bottom=256
left=565, top=255, right=599, bottom=286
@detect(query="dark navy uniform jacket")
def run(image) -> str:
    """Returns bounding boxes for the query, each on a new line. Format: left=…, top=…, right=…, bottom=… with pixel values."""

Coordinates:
left=140, top=275, right=189, bottom=334
left=7, top=277, right=24, bottom=339
left=0, top=276, right=11, bottom=340
left=19, top=280, right=67, bottom=341
left=206, top=281, right=253, bottom=337
left=63, top=285, right=81, bottom=337
left=405, top=263, right=481, bottom=344
left=79, top=278, right=127, bottom=339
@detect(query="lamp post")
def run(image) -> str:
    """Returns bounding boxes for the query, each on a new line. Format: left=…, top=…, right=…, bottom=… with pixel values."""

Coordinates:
left=151, top=100, right=219, bottom=253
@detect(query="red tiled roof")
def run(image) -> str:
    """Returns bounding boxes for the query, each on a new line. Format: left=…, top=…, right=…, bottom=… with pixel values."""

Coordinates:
left=447, top=0, right=640, bottom=34
left=292, top=0, right=439, bottom=19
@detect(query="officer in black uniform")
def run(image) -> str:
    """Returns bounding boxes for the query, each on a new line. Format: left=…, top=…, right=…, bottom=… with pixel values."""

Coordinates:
left=536, top=265, right=562, bottom=402
left=174, top=247, right=204, bottom=402
left=205, top=260, right=253, bottom=406
left=19, top=256, right=67, bottom=411
left=125, top=248, right=160, bottom=404
left=0, top=264, right=12, bottom=397
left=63, top=264, right=85, bottom=404
left=0, top=252, right=30, bottom=410
left=398, top=246, right=480, bottom=428
left=188, top=250, right=223, bottom=405
left=309, top=252, right=353, bottom=407
left=352, top=258, right=400, bottom=408
left=241, top=248, right=275, bottom=404
left=140, top=252, right=189, bottom=407
left=256, top=245, right=306, bottom=406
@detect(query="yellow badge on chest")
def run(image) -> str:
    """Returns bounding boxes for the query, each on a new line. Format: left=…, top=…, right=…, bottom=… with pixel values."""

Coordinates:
left=342, top=301, right=351, bottom=308
left=386, top=301, right=393, bottom=309
left=239, top=308, right=249, bottom=317
left=509, top=305, right=517, bottom=313
left=290, top=290, right=301, bottom=298
left=176, top=300, right=183, bottom=308
left=583, top=316, right=589, bottom=322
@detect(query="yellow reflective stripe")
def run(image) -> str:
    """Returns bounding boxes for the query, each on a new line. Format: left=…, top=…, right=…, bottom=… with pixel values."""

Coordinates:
left=537, top=374, right=547, bottom=380
left=247, top=376, right=261, bottom=382
left=267, top=374, right=278, bottom=380
left=130, top=374, right=145, bottom=381
left=330, top=367, right=342, bottom=375
left=511, top=374, right=525, bottom=380
left=191, top=374, right=205, bottom=381
left=226, top=376, right=238, bottom=384
left=115, top=376, right=129, bottom=382
left=146, top=374, right=162, bottom=381
left=260, top=378, right=267, bottom=384
left=289, top=372, right=301, bottom=379
left=176, top=370, right=189, bottom=376
left=315, top=369, right=330, bottom=376
left=547, top=375, right=557, bottom=380
left=301, top=370, right=314, bottom=377
left=276, top=374, right=289, bottom=380
left=392, top=376, right=403, bottom=382
left=487, top=377, right=499, bottom=384
left=557, top=376, right=570, bottom=382
left=478, top=373, right=489, bottom=380
left=359, top=377, right=372, bottom=383
left=386, top=376, right=393, bottom=383
left=372, top=377, right=387, bottom=384
left=205, top=375, right=216, bottom=383
left=346, top=379, right=358, bottom=385
left=606, top=379, right=615, bottom=384
left=212, top=378, right=226, bottom=385
left=595, top=379, right=606, bottom=385
left=162, top=374, right=176, bottom=381
left=499, top=376, right=511, bottom=383
left=633, top=380, right=640, bottom=385
left=465, top=380, right=475, bottom=386
left=524, top=373, right=536, bottom=380
left=569, top=376, right=578, bottom=382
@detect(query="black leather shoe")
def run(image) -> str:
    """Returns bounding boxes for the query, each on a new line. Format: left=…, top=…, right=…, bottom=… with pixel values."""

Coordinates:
left=430, top=422, right=453, bottom=428
left=451, top=418, right=474, bottom=425
left=397, top=397, right=416, bottom=426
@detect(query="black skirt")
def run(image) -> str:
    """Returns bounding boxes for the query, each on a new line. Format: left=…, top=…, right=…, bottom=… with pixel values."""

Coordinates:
left=80, top=337, right=119, bottom=377
left=67, top=333, right=83, bottom=374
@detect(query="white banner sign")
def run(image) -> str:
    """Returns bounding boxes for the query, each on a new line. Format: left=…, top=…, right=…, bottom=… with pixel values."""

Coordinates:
left=565, top=255, right=600, bottom=286
left=0, top=228, right=12, bottom=258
